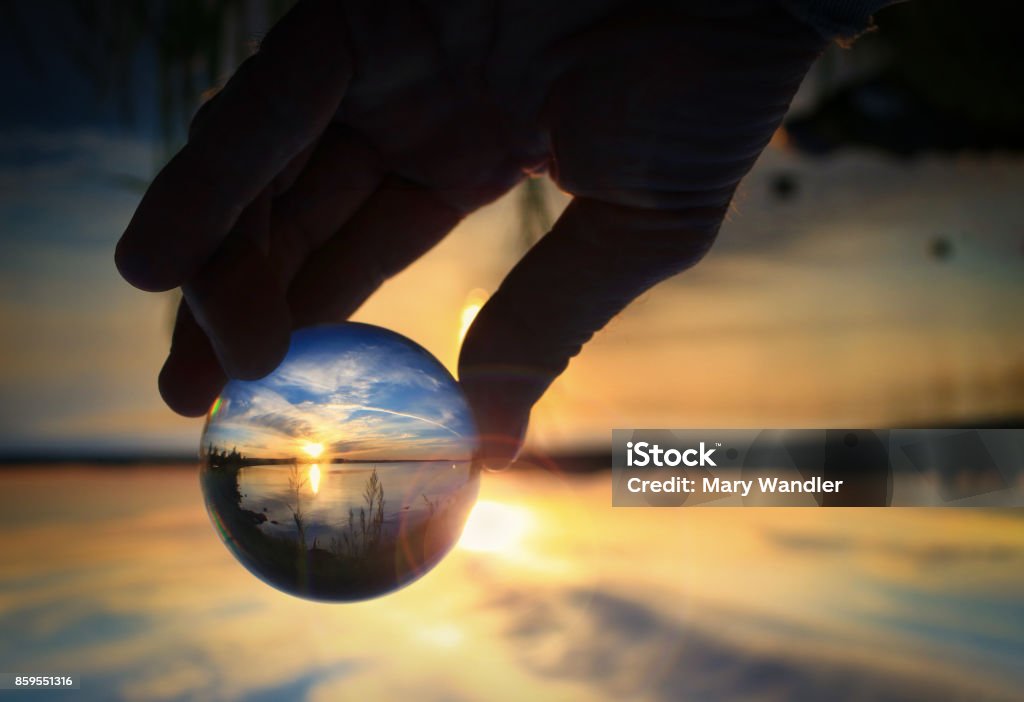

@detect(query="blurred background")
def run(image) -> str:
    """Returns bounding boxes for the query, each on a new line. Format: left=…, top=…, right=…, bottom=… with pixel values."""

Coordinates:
left=0, top=1, right=1022, bottom=700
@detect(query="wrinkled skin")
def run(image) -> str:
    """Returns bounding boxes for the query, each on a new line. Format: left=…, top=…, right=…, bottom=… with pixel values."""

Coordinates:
left=115, top=0, right=826, bottom=468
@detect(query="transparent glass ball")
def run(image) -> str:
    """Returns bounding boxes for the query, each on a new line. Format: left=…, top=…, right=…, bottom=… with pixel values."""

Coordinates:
left=200, top=323, right=479, bottom=602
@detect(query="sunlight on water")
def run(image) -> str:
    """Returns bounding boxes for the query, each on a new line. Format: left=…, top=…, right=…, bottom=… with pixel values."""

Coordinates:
left=308, top=463, right=321, bottom=495
left=1, top=467, right=1022, bottom=701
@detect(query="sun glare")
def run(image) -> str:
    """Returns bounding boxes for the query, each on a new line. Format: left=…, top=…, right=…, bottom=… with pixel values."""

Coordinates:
left=459, top=500, right=532, bottom=554
left=301, top=442, right=324, bottom=459
left=457, top=288, right=489, bottom=344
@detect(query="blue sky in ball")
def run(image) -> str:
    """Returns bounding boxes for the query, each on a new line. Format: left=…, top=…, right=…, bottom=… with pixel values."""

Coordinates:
left=203, top=324, right=478, bottom=461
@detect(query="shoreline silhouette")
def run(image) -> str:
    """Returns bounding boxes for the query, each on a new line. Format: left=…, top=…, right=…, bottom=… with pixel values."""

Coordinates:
left=202, top=445, right=478, bottom=601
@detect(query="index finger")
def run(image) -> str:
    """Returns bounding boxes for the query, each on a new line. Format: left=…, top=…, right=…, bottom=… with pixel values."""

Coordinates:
left=115, top=0, right=353, bottom=292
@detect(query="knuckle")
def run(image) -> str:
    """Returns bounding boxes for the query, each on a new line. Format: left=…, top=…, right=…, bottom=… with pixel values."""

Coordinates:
left=570, top=198, right=723, bottom=271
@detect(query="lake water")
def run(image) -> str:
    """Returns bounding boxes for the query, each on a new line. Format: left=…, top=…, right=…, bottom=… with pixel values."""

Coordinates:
left=237, top=461, right=472, bottom=540
left=1, top=465, right=1022, bottom=701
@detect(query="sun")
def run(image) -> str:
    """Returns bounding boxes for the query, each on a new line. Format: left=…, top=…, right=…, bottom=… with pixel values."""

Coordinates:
left=459, top=501, right=532, bottom=554
left=457, top=288, right=489, bottom=344
left=301, top=442, right=324, bottom=459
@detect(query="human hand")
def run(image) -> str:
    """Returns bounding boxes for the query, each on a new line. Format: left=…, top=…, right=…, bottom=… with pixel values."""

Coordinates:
left=115, top=0, right=826, bottom=469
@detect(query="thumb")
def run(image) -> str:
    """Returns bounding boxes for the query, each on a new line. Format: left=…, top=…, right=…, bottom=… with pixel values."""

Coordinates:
left=457, top=197, right=723, bottom=469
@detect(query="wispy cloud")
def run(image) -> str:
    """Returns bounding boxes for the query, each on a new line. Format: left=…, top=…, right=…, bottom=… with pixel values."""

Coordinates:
left=206, top=327, right=476, bottom=460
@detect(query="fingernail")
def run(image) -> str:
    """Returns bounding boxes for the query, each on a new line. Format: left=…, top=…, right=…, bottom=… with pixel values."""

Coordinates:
left=475, top=418, right=528, bottom=472
left=480, top=455, right=513, bottom=472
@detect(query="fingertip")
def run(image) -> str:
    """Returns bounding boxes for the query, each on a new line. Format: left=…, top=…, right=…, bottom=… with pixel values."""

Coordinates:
left=219, top=317, right=291, bottom=381
left=197, top=292, right=291, bottom=382
left=114, top=227, right=180, bottom=293
left=459, top=366, right=533, bottom=473
left=182, top=240, right=292, bottom=382
left=159, top=349, right=228, bottom=418
left=475, top=428, right=527, bottom=472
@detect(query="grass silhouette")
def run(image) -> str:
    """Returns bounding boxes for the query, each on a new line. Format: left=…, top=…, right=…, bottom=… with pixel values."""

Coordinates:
left=202, top=448, right=477, bottom=600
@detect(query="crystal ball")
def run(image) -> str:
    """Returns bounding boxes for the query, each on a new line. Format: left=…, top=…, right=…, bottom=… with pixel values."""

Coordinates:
left=200, top=323, right=480, bottom=602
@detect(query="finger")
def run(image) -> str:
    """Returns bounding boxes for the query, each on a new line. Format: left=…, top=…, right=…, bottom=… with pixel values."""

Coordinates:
left=544, top=3, right=824, bottom=209
left=270, top=125, right=384, bottom=281
left=115, top=0, right=353, bottom=292
left=160, top=177, right=466, bottom=417
left=458, top=198, right=724, bottom=470
left=286, top=176, right=467, bottom=327
left=460, top=7, right=825, bottom=469
left=182, top=189, right=292, bottom=381
left=160, top=126, right=378, bottom=401
left=159, top=300, right=228, bottom=417
left=189, top=96, right=320, bottom=198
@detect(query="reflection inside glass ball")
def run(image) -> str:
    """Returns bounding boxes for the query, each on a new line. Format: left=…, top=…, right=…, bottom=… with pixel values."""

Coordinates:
left=200, top=323, right=479, bottom=602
